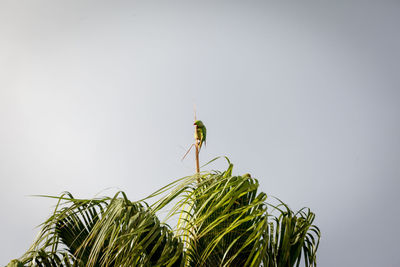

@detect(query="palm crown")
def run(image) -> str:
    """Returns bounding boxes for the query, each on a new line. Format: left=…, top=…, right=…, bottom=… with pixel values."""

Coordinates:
left=8, top=120, right=320, bottom=267
left=8, top=159, right=320, bottom=267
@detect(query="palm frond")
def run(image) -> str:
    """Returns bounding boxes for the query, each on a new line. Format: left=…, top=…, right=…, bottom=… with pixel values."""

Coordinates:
left=19, top=192, right=184, bottom=266
left=11, top=159, right=320, bottom=267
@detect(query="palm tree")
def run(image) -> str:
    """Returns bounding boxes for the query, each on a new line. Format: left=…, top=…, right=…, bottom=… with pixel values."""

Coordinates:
left=8, top=159, right=320, bottom=267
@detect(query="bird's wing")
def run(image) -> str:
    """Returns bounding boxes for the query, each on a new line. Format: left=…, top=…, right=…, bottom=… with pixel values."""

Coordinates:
left=203, top=126, right=207, bottom=146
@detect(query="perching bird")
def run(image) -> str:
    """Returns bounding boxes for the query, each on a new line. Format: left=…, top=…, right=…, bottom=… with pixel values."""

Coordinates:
left=194, top=120, right=206, bottom=150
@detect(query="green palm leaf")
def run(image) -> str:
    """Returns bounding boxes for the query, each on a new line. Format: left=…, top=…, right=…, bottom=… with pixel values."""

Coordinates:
left=10, top=160, right=320, bottom=267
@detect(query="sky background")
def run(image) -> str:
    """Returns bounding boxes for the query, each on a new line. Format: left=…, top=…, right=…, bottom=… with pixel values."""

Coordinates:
left=1, top=1, right=399, bottom=266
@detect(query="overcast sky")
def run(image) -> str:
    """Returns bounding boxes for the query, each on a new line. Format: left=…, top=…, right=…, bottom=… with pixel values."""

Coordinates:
left=1, top=1, right=399, bottom=266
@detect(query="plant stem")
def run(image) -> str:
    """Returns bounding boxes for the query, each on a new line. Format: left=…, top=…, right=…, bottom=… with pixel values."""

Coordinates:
left=195, top=142, right=200, bottom=174
left=194, top=125, right=200, bottom=181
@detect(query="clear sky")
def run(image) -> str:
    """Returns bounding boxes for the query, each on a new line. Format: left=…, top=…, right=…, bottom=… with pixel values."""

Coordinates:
left=1, top=1, right=399, bottom=266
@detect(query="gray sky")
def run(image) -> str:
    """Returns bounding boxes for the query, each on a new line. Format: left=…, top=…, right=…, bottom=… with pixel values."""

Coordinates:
left=1, top=1, right=399, bottom=266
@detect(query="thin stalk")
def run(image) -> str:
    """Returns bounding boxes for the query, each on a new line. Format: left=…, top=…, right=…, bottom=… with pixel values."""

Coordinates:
left=195, top=125, right=200, bottom=179
left=195, top=144, right=200, bottom=174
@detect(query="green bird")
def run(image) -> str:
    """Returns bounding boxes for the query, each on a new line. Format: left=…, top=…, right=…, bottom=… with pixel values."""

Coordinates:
left=194, top=120, right=206, bottom=150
